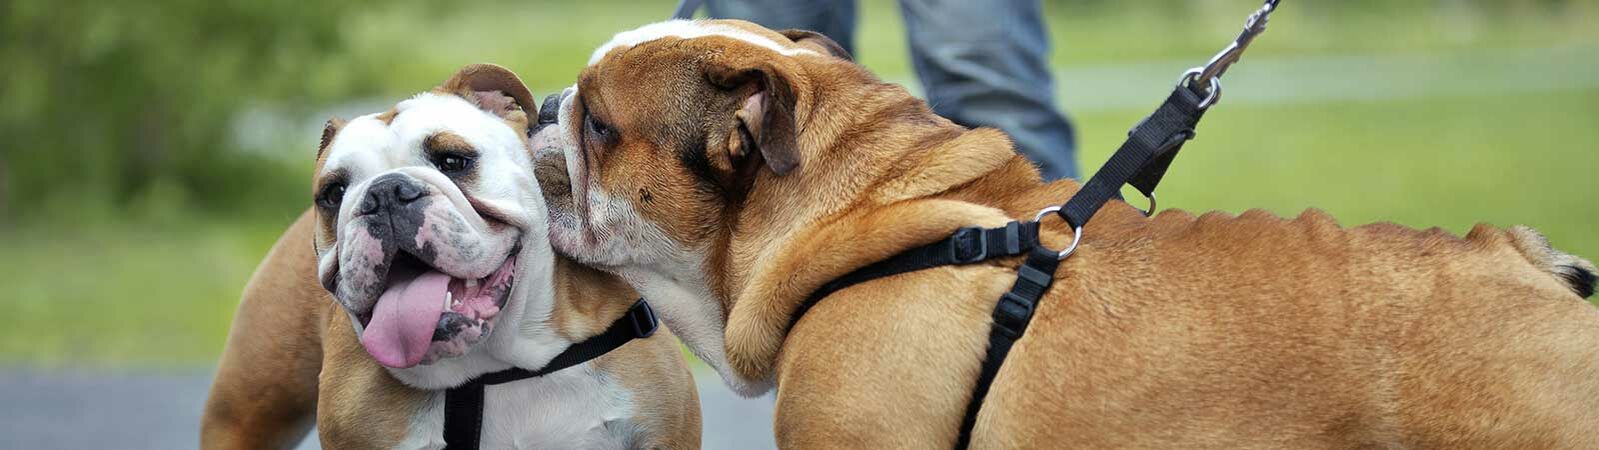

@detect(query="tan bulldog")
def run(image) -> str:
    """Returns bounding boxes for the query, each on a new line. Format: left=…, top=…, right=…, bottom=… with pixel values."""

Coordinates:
left=201, top=64, right=700, bottom=449
left=532, top=19, right=1599, bottom=448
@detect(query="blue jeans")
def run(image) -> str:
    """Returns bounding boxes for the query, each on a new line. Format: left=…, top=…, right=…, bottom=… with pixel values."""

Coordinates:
left=703, top=0, right=1080, bottom=180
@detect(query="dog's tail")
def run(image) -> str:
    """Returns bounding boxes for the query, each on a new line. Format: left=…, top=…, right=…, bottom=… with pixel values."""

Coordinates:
left=1506, top=226, right=1596, bottom=299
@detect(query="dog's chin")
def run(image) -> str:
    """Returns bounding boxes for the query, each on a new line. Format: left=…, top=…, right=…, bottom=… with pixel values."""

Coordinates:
left=536, top=162, right=599, bottom=266
left=545, top=204, right=624, bottom=271
left=347, top=247, right=520, bottom=369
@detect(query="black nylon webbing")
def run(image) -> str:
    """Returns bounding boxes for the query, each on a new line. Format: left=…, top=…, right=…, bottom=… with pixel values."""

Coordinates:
left=441, top=299, right=658, bottom=449
left=784, top=82, right=1209, bottom=449
left=784, top=83, right=1209, bottom=448
left=786, top=222, right=1061, bottom=450
left=788, top=221, right=1042, bottom=333
left=441, top=380, right=485, bottom=449
left=1060, top=85, right=1206, bottom=228
left=954, top=247, right=1061, bottom=449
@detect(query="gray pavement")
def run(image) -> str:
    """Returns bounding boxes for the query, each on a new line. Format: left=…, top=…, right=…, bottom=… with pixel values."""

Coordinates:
left=0, top=368, right=774, bottom=450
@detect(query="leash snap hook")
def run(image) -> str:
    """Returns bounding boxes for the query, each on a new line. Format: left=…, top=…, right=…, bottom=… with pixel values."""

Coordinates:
left=1183, top=0, right=1280, bottom=109
left=1035, top=206, right=1084, bottom=261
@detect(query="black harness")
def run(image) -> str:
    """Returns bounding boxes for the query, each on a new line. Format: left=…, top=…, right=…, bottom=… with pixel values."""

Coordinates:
left=439, top=299, right=659, bottom=449
left=787, top=2, right=1282, bottom=448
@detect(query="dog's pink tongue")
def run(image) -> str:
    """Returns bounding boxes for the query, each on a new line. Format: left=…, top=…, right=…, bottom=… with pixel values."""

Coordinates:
left=360, top=270, right=451, bottom=368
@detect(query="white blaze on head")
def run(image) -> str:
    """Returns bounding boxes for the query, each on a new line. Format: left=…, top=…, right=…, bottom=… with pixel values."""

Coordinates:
left=587, top=19, right=817, bottom=66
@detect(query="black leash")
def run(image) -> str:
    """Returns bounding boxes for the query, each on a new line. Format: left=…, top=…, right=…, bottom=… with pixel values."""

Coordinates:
left=780, top=1, right=1282, bottom=448
left=440, top=299, right=659, bottom=449
left=1061, top=0, right=1281, bottom=228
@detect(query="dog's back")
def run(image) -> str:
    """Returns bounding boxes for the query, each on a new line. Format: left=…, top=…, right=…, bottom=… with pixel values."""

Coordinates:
left=979, top=207, right=1599, bottom=448
left=202, top=211, right=326, bottom=449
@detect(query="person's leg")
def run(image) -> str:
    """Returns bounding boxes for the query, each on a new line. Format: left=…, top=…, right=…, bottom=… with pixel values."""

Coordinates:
left=703, top=0, right=859, bottom=55
left=900, top=0, right=1079, bottom=180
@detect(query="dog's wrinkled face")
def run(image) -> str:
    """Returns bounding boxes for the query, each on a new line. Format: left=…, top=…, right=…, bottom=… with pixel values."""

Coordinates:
left=315, top=65, right=542, bottom=369
left=535, top=20, right=844, bottom=270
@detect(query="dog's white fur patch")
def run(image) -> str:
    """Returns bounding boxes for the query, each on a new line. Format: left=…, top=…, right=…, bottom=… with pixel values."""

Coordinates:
left=395, top=364, right=640, bottom=449
left=588, top=19, right=816, bottom=66
left=622, top=265, right=772, bottom=397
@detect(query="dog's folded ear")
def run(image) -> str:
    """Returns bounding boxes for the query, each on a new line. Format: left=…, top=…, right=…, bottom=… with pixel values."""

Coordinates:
left=317, top=117, right=346, bottom=160
left=705, top=56, right=806, bottom=178
left=439, top=64, right=538, bottom=134
left=779, top=29, right=852, bottom=61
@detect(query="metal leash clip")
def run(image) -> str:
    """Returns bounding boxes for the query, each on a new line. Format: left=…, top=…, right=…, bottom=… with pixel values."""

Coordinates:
left=1181, top=0, right=1281, bottom=109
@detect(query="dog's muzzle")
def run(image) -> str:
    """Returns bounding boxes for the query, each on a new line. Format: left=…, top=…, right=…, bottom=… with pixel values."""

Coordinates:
left=359, top=173, right=428, bottom=219
left=331, top=171, right=521, bottom=369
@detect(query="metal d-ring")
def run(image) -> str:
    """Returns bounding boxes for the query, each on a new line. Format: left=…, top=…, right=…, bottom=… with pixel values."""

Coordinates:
left=1177, top=68, right=1222, bottom=109
left=1035, top=206, right=1083, bottom=261
left=1138, top=192, right=1157, bottom=217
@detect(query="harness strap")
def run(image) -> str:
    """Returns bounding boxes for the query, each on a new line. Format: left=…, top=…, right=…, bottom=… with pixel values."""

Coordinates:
left=789, top=221, right=1043, bottom=333
left=1060, top=84, right=1205, bottom=228
left=788, top=85, right=1204, bottom=449
left=954, top=247, right=1061, bottom=449
left=441, top=299, right=659, bottom=449
left=787, top=221, right=1055, bottom=449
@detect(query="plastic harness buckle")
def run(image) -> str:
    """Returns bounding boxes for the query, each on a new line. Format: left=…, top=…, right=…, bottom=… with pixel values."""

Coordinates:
left=950, top=227, right=989, bottom=263
left=628, top=300, right=659, bottom=338
left=992, top=292, right=1034, bottom=338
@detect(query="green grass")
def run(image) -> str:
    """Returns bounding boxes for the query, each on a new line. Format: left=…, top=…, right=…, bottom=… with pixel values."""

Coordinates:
left=1079, top=90, right=1599, bottom=258
left=4, top=1, right=1597, bottom=368
left=0, top=216, right=293, bottom=368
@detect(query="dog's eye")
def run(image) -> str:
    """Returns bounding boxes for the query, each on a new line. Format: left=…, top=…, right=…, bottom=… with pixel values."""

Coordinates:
left=585, top=112, right=614, bottom=141
left=432, top=154, right=473, bottom=174
left=317, top=183, right=346, bottom=210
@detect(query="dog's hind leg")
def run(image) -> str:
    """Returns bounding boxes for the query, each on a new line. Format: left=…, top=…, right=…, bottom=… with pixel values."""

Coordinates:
left=201, top=212, right=328, bottom=449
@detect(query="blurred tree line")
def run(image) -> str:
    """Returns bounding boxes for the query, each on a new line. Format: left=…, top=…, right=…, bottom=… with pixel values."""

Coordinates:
left=0, top=0, right=416, bottom=224
left=0, top=0, right=1586, bottom=226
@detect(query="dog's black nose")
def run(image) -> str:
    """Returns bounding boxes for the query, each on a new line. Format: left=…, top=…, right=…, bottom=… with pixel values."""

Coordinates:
left=537, top=93, right=562, bottom=126
left=357, top=173, right=427, bottom=216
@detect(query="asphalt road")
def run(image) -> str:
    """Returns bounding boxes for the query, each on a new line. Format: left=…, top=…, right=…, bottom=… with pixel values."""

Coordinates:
left=0, top=368, right=775, bottom=450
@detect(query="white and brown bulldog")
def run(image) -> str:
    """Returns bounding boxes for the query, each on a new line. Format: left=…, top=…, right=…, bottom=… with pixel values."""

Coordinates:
left=202, top=64, right=700, bottom=449
left=534, top=20, right=1599, bottom=448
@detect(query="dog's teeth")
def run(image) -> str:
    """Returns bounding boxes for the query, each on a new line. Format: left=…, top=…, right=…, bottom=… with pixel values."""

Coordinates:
left=466, top=279, right=479, bottom=290
left=445, top=292, right=453, bottom=311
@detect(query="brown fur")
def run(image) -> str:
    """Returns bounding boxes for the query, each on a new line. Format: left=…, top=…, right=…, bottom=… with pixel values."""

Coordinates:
left=436, top=63, right=536, bottom=144
left=317, top=118, right=346, bottom=161
left=577, top=20, right=1599, bottom=448
left=422, top=131, right=475, bottom=157
left=201, top=211, right=327, bottom=449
